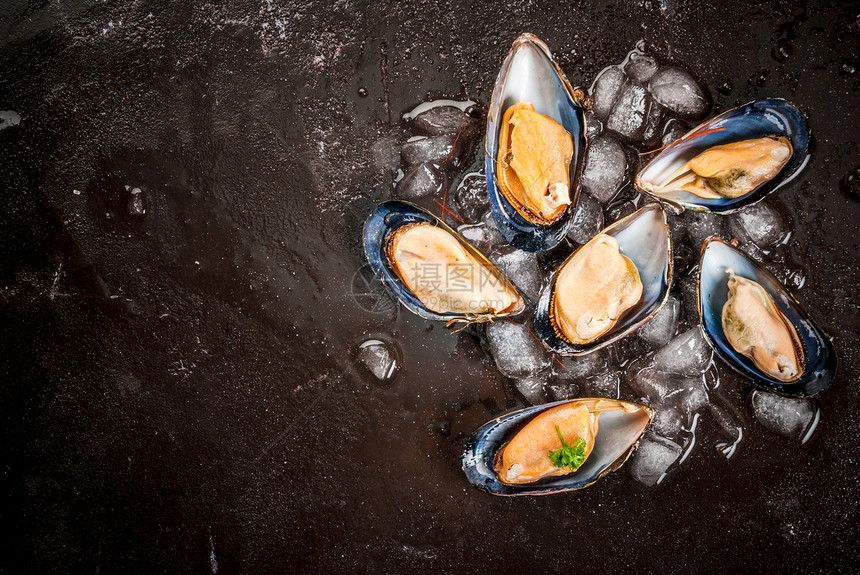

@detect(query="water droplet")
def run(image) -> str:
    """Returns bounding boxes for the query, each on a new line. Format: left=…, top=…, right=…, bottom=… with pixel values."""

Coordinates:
left=358, top=87, right=368, bottom=97
left=771, top=39, right=792, bottom=63
left=840, top=166, right=860, bottom=202
left=127, top=194, right=145, bottom=217
left=716, top=80, right=734, bottom=95
left=355, top=338, right=401, bottom=386
left=464, top=105, right=482, bottom=119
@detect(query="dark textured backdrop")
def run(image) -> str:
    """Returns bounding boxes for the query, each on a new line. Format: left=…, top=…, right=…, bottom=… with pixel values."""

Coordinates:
left=1, top=0, right=859, bottom=572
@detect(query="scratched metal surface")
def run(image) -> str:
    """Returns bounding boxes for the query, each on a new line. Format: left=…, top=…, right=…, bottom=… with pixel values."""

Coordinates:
left=1, top=0, right=859, bottom=572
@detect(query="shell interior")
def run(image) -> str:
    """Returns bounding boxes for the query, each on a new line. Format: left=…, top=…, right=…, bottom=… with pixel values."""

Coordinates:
left=461, top=399, right=653, bottom=496
left=484, top=33, right=586, bottom=252
left=635, top=98, right=809, bottom=213
left=363, top=201, right=524, bottom=322
left=697, top=237, right=836, bottom=397
left=534, top=203, right=672, bottom=355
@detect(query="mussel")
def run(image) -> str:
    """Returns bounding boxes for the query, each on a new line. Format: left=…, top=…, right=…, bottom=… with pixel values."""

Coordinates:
left=635, top=99, right=809, bottom=213
left=697, top=236, right=836, bottom=397
left=722, top=270, right=803, bottom=382
left=485, top=33, right=587, bottom=252
left=363, top=201, right=525, bottom=323
left=462, top=398, right=653, bottom=496
left=534, top=203, right=673, bottom=355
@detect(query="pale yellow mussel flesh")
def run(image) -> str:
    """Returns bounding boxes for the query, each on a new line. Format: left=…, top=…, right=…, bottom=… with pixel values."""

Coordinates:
left=497, top=101, right=574, bottom=223
left=496, top=401, right=596, bottom=485
left=721, top=270, right=804, bottom=382
left=551, top=234, right=643, bottom=345
left=651, top=136, right=792, bottom=199
left=386, top=223, right=520, bottom=318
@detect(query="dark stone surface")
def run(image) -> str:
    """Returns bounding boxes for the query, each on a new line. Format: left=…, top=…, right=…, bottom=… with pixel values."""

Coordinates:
left=1, top=0, right=859, bottom=572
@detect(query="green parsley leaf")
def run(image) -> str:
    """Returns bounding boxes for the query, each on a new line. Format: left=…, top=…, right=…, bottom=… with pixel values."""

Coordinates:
left=547, top=425, right=587, bottom=472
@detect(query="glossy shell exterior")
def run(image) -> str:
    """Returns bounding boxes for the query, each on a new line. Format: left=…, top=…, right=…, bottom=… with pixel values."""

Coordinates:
left=485, top=33, right=587, bottom=252
left=697, top=236, right=836, bottom=397
left=461, top=398, right=653, bottom=496
left=534, top=203, right=673, bottom=355
left=362, top=201, right=525, bottom=322
left=635, top=98, right=809, bottom=213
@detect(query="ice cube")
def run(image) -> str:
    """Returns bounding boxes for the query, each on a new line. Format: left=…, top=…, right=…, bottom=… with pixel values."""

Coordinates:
left=604, top=199, right=635, bottom=224
left=547, top=382, right=581, bottom=401
left=661, top=118, right=688, bottom=147
left=672, top=241, right=697, bottom=276
left=652, top=406, right=684, bottom=438
left=638, top=295, right=681, bottom=346
left=481, top=209, right=499, bottom=232
left=394, top=162, right=447, bottom=199
left=0, top=110, right=22, bottom=131
left=642, top=101, right=664, bottom=144
left=566, top=192, right=604, bottom=244
left=606, top=81, right=650, bottom=141
left=580, top=133, right=628, bottom=204
left=651, top=327, right=713, bottom=376
left=683, top=210, right=726, bottom=250
left=623, top=51, right=659, bottom=84
left=514, top=370, right=550, bottom=405
left=629, top=432, right=682, bottom=486
left=411, top=105, right=476, bottom=136
left=457, top=222, right=504, bottom=254
left=585, top=370, right=620, bottom=398
left=751, top=390, right=819, bottom=443
left=678, top=270, right=699, bottom=322
left=647, top=66, right=709, bottom=119
left=401, top=134, right=467, bottom=168
left=554, top=349, right=609, bottom=381
left=709, top=402, right=743, bottom=442
left=629, top=367, right=704, bottom=404
left=356, top=339, right=400, bottom=385
left=490, top=249, right=542, bottom=301
left=454, top=173, right=489, bottom=223
left=590, top=66, right=626, bottom=121
left=486, top=320, right=552, bottom=379
left=586, top=113, right=603, bottom=139
left=729, top=202, right=788, bottom=248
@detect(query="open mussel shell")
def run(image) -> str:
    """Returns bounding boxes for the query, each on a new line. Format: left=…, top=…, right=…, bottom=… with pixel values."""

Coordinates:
left=485, top=33, right=587, bottom=252
left=635, top=98, right=809, bottom=213
left=534, top=203, right=673, bottom=355
left=697, top=236, right=836, bottom=397
left=362, top=200, right=525, bottom=322
left=461, top=398, right=653, bottom=496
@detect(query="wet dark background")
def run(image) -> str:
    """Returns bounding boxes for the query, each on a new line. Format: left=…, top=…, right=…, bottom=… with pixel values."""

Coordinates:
left=2, top=0, right=860, bottom=572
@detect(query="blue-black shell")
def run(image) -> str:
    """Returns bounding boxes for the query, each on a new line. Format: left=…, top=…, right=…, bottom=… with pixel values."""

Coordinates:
left=635, top=98, right=810, bottom=213
left=485, top=34, right=587, bottom=252
left=461, top=399, right=653, bottom=496
left=534, top=203, right=672, bottom=356
left=697, top=236, right=836, bottom=397
left=362, top=200, right=524, bottom=322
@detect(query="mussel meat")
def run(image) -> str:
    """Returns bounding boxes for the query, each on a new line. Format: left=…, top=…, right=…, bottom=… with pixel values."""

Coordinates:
left=484, top=33, right=587, bottom=252
left=634, top=99, right=809, bottom=213
left=534, top=203, right=672, bottom=356
left=363, top=201, right=525, bottom=323
left=645, top=136, right=792, bottom=200
left=496, top=400, right=595, bottom=485
left=462, top=398, right=653, bottom=495
left=497, top=101, right=573, bottom=224
left=722, top=269, right=804, bottom=382
left=386, top=222, right=521, bottom=317
left=697, top=236, right=836, bottom=397
left=550, top=234, right=643, bottom=345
